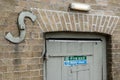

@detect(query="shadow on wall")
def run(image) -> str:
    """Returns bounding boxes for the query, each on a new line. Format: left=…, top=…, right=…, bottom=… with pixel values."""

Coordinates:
left=106, top=35, right=113, bottom=80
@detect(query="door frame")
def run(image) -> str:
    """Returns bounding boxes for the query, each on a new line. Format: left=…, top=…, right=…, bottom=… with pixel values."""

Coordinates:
left=43, top=32, right=107, bottom=80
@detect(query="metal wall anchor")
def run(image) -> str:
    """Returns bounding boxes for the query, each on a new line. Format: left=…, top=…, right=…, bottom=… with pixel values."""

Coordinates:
left=5, top=11, right=36, bottom=43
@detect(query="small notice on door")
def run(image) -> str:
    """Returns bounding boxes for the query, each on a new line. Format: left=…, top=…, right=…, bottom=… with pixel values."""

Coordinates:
left=64, top=56, right=87, bottom=66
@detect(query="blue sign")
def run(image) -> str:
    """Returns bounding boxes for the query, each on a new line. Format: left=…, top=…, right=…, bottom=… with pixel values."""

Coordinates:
left=64, top=56, right=87, bottom=66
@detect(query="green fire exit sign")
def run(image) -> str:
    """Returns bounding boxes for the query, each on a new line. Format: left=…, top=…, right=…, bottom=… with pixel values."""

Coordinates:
left=64, top=56, right=87, bottom=66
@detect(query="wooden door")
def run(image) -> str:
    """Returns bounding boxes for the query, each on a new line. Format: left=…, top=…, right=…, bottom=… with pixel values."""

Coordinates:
left=45, top=39, right=103, bottom=80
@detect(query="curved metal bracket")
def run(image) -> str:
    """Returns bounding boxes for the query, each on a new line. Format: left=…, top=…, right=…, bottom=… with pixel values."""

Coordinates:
left=5, top=11, right=36, bottom=43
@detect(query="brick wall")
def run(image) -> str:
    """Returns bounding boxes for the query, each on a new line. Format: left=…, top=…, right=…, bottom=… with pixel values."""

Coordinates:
left=0, top=0, right=120, bottom=80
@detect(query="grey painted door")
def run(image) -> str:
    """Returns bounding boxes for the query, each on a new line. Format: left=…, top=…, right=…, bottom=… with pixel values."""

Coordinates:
left=45, top=40, right=103, bottom=80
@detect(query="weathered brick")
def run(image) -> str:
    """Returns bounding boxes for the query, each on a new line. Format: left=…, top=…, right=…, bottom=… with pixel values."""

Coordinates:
left=14, top=72, right=21, bottom=79
left=30, top=70, right=40, bottom=77
left=21, top=71, right=30, bottom=78
left=40, top=70, right=43, bottom=76
left=31, top=45, right=43, bottom=52
left=0, top=66, right=7, bottom=72
left=13, top=59, right=22, bottom=65
left=31, top=76, right=41, bottom=80
left=0, top=73, right=2, bottom=80
left=1, top=59, right=13, bottom=66
left=21, top=77, right=31, bottom=80
left=3, top=72, right=14, bottom=80
left=27, top=64, right=41, bottom=70
left=7, top=66, right=14, bottom=72
left=32, top=52, right=42, bottom=57
left=14, top=65, right=27, bottom=71
left=0, top=53, right=4, bottom=59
